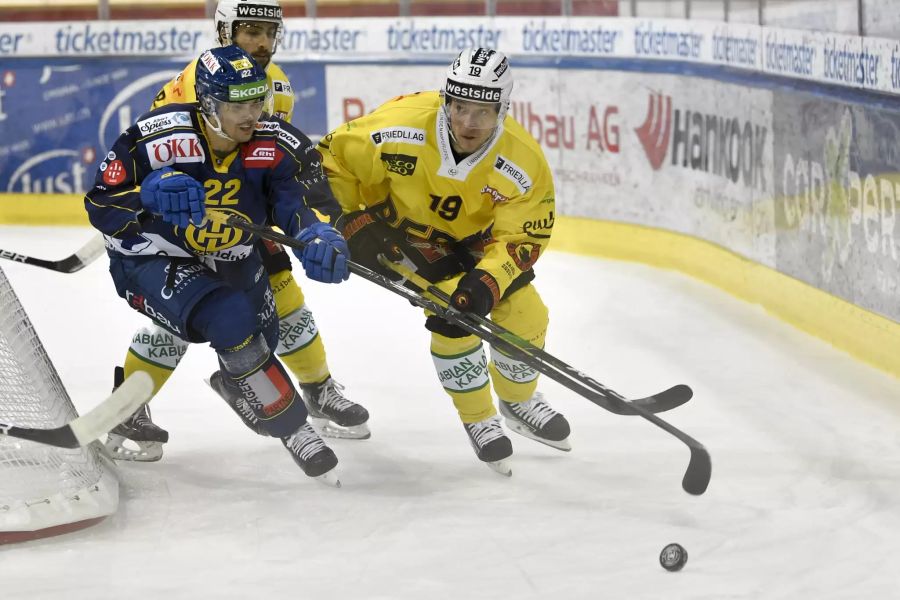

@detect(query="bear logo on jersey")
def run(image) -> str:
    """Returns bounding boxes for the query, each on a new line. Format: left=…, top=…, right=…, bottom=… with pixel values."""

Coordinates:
left=507, top=241, right=540, bottom=271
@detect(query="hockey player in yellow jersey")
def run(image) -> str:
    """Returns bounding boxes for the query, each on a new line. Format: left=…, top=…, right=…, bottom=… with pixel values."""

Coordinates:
left=106, top=0, right=370, bottom=462
left=150, top=1, right=293, bottom=121
left=319, top=48, right=570, bottom=475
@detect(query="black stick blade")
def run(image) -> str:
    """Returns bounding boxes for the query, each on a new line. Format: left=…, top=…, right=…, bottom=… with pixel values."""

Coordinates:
left=682, top=446, right=712, bottom=495
left=611, top=383, right=693, bottom=415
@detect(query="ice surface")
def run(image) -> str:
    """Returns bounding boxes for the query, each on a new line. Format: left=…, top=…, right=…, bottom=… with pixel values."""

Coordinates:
left=1, top=225, right=899, bottom=599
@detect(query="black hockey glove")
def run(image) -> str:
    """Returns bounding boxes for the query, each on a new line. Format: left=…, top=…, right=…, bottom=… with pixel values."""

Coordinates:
left=342, top=211, right=404, bottom=279
left=450, top=269, right=501, bottom=316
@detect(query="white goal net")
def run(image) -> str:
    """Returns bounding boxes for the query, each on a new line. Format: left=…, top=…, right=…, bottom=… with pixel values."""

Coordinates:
left=0, top=264, right=117, bottom=544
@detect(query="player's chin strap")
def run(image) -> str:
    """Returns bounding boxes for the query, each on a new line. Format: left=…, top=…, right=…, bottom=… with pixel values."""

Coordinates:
left=201, top=111, right=237, bottom=143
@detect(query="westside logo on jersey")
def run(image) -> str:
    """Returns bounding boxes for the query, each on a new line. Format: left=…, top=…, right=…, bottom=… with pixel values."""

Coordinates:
left=494, top=155, right=531, bottom=194
left=147, top=132, right=205, bottom=169
left=137, top=111, right=191, bottom=136
left=273, top=80, right=293, bottom=96
left=371, top=127, right=426, bottom=146
left=381, top=152, right=418, bottom=176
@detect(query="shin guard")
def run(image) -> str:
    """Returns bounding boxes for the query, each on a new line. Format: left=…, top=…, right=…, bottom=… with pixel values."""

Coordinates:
left=430, top=333, right=496, bottom=424
left=123, top=324, right=189, bottom=394
left=218, top=335, right=308, bottom=438
left=275, top=304, right=330, bottom=384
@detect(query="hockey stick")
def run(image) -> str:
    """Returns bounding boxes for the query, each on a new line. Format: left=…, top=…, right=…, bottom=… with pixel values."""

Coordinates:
left=379, top=259, right=709, bottom=495
left=0, top=234, right=106, bottom=274
left=206, top=211, right=711, bottom=494
left=382, top=256, right=691, bottom=416
left=0, top=371, right=153, bottom=449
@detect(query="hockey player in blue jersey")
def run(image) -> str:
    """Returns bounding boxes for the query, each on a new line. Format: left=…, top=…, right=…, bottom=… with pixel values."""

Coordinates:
left=84, top=45, right=349, bottom=485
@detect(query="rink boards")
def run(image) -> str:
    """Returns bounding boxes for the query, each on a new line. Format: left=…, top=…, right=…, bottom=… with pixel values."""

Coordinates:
left=0, top=17, right=898, bottom=375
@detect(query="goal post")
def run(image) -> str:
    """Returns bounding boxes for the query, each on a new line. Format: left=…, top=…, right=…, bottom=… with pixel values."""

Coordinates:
left=0, top=264, right=118, bottom=544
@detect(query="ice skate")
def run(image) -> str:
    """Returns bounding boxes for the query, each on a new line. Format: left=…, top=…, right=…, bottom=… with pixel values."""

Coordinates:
left=282, top=422, right=341, bottom=487
left=463, top=415, right=513, bottom=477
left=499, top=392, right=571, bottom=452
left=105, top=366, right=168, bottom=462
left=300, top=378, right=370, bottom=440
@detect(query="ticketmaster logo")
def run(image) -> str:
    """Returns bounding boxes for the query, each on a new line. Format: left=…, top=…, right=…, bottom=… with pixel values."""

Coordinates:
left=370, top=127, right=426, bottom=146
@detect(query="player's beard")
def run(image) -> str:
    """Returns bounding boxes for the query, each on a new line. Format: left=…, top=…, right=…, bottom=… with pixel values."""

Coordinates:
left=252, top=52, right=271, bottom=69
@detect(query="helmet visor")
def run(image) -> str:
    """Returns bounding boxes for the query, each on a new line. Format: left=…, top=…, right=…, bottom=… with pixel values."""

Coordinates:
left=232, top=20, right=283, bottom=58
left=443, top=95, right=501, bottom=131
left=206, top=87, right=272, bottom=124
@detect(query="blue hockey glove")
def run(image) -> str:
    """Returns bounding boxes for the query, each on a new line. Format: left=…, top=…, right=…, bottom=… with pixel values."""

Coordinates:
left=450, top=269, right=501, bottom=316
left=140, top=167, right=206, bottom=229
left=294, top=221, right=350, bottom=284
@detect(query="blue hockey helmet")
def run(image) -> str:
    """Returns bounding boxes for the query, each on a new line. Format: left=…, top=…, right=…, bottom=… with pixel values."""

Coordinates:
left=195, top=45, right=271, bottom=139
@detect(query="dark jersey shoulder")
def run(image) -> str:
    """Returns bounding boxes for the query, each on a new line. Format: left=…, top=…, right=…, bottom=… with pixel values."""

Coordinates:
left=130, top=103, right=201, bottom=141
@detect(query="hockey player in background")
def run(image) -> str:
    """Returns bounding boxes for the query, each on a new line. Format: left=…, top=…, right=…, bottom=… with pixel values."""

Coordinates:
left=85, top=45, right=349, bottom=485
left=106, top=0, right=370, bottom=463
left=318, top=48, right=570, bottom=475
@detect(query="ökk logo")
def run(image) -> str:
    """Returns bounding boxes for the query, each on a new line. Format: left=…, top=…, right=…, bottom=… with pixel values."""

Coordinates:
left=147, top=133, right=205, bottom=169
left=635, top=93, right=672, bottom=171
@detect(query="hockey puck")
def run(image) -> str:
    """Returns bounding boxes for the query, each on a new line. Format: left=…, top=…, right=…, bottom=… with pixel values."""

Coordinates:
left=659, top=543, right=688, bottom=571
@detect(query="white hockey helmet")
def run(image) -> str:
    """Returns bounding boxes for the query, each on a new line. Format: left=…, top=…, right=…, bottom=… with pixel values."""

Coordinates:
left=441, top=48, right=514, bottom=128
left=215, top=0, right=284, bottom=51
